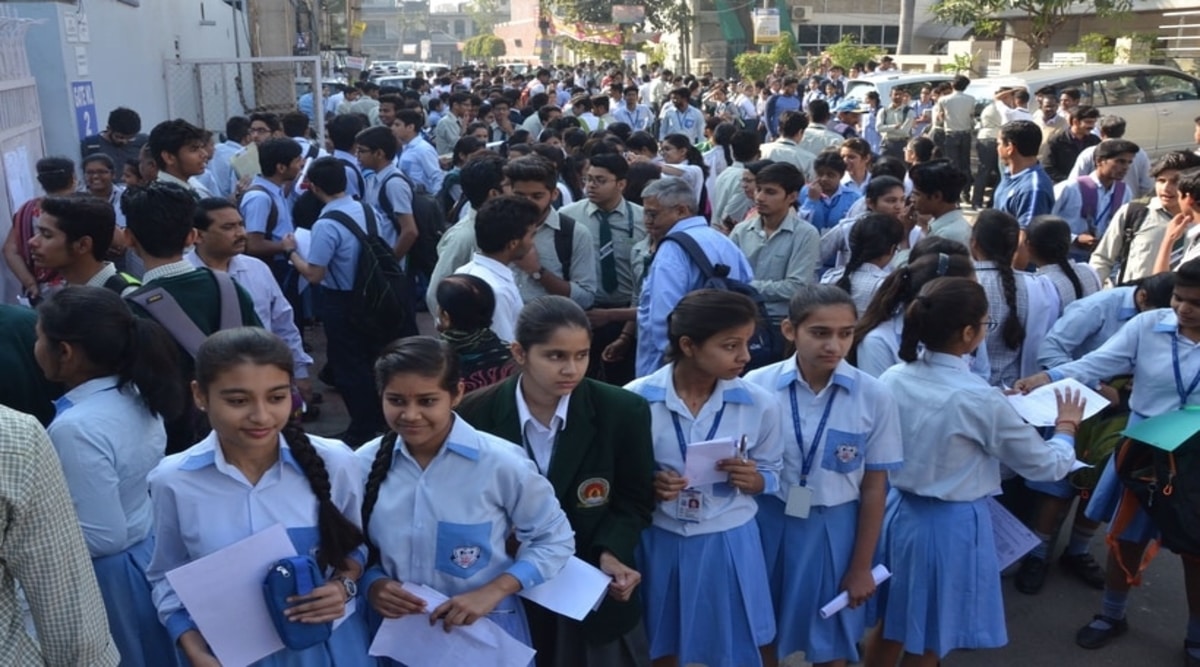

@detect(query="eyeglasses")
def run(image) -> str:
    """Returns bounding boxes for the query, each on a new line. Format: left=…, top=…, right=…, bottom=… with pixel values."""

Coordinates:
left=583, top=177, right=612, bottom=186
left=982, top=318, right=1000, bottom=332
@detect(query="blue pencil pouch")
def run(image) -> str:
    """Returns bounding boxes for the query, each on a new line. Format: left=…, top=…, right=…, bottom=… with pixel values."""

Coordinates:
left=263, top=556, right=332, bottom=650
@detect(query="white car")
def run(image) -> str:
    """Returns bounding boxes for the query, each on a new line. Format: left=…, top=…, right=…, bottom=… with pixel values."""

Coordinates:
left=843, top=72, right=955, bottom=105
left=964, top=64, right=1200, bottom=156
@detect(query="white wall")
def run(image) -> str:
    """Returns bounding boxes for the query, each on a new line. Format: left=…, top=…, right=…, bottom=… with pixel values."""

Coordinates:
left=16, top=0, right=248, bottom=161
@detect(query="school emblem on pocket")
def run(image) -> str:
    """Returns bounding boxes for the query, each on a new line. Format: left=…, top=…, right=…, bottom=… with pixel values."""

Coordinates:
left=577, top=477, right=611, bottom=507
left=451, top=545, right=482, bottom=569
left=835, top=443, right=859, bottom=463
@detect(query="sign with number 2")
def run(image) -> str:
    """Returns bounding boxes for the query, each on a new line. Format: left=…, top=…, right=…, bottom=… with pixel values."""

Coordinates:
left=71, top=81, right=97, bottom=142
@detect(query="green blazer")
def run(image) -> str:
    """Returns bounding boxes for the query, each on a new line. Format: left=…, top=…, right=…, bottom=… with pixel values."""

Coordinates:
left=457, top=376, right=655, bottom=644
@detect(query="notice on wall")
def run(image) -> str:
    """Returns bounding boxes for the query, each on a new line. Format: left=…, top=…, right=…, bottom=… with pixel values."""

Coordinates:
left=4, top=146, right=36, bottom=210
left=74, top=46, right=89, bottom=77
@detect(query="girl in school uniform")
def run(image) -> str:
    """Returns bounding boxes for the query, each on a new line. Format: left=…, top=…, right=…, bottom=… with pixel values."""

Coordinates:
left=868, top=277, right=1084, bottom=667
left=852, top=249, right=989, bottom=380
left=35, top=286, right=182, bottom=667
left=624, top=289, right=784, bottom=667
left=970, top=209, right=1062, bottom=387
left=359, top=336, right=574, bottom=663
left=1025, top=215, right=1102, bottom=313
left=146, top=328, right=373, bottom=667
left=820, top=213, right=905, bottom=315
left=1013, top=258, right=1200, bottom=663
left=820, top=176, right=908, bottom=270
left=745, top=285, right=903, bottom=667
left=456, top=296, right=657, bottom=667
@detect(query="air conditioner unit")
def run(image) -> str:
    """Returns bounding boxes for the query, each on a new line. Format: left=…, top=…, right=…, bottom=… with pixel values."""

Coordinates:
left=791, top=6, right=813, bottom=21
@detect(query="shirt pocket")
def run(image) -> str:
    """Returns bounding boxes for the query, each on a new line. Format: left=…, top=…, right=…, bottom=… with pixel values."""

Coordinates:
left=821, top=428, right=866, bottom=474
left=435, top=521, right=493, bottom=580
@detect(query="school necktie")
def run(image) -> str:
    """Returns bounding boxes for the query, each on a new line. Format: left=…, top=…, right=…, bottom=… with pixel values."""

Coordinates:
left=595, top=209, right=618, bottom=293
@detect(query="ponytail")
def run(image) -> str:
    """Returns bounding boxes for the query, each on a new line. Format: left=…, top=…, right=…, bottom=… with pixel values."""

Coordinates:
left=899, top=277, right=989, bottom=361
left=972, top=210, right=1025, bottom=350
left=897, top=295, right=929, bottom=362
left=126, top=318, right=186, bottom=419
left=361, top=432, right=399, bottom=565
left=1027, top=214, right=1083, bottom=300
left=853, top=252, right=976, bottom=359
left=283, top=423, right=365, bottom=571
left=838, top=213, right=904, bottom=295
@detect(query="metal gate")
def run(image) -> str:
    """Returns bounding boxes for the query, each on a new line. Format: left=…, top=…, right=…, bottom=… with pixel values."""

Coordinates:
left=163, top=56, right=326, bottom=143
left=0, top=7, right=45, bottom=301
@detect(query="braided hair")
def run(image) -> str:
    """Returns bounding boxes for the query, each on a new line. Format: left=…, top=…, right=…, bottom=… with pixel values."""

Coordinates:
left=195, top=328, right=364, bottom=571
left=361, top=336, right=462, bottom=565
left=971, top=209, right=1025, bottom=350
left=898, top=277, right=988, bottom=362
left=1027, top=215, right=1084, bottom=300
left=837, top=213, right=904, bottom=294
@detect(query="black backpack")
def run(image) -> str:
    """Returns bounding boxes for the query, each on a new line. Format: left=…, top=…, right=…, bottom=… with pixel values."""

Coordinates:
left=1114, top=202, right=1152, bottom=286
left=662, top=231, right=782, bottom=371
left=321, top=205, right=416, bottom=349
left=292, top=158, right=366, bottom=231
left=378, top=172, right=447, bottom=279
left=1114, top=428, right=1200, bottom=561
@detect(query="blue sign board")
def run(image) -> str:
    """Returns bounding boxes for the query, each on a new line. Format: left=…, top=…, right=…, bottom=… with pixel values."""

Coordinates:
left=71, top=81, right=98, bottom=141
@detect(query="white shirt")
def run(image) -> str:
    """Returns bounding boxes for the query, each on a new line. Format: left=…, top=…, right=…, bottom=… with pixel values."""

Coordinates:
left=515, top=379, right=571, bottom=474
left=356, top=416, right=574, bottom=599
left=624, top=364, right=784, bottom=537
left=880, top=352, right=1076, bottom=501
left=820, top=262, right=891, bottom=315
left=456, top=253, right=523, bottom=343
left=744, top=359, right=902, bottom=508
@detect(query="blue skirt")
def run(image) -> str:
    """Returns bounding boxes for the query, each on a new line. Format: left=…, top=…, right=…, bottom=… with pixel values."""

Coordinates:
left=755, top=495, right=786, bottom=618
left=775, top=501, right=867, bottom=664
left=92, top=537, right=177, bottom=667
left=877, top=491, right=1007, bottom=658
left=636, top=520, right=776, bottom=667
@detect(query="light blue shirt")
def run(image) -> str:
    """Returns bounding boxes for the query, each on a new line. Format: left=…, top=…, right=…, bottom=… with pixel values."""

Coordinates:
left=366, top=163, right=414, bottom=217
left=744, top=359, right=902, bottom=508
left=625, top=365, right=783, bottom=536
left=800, top=184, right=860, bottom=233
left=635, top=216, right=755, bottom=377
left=658, top=105, right=705, bottom=143
left=398, top=135, right=445, bottom=195
left=332, top=149, right=364, bottom=200
left=880, top=352, right=1076, bottom=501
left=1048, top=308, right=1200, bottom=418
left=47, top=376, right=164, bottom=558
left=146, top=432, right=367, bottom=642
left=210, top=140, right=243, bottom=199
left=1052, top=174, right=1133, bottom=243
left=308, top=196, right=399, bottom=291
left=613, top=103, right=653, bottom=131
left=356, top=416, right=574, bottom=599
left=1068, top=145, right=1154, bottom=199
left=239, top=176, right=294, bottom=241
left=1038, top=287, right=1138, bottom=370
left=857, top=312, right=992, bottom=381
left=185, top=252, right=313, bottom=378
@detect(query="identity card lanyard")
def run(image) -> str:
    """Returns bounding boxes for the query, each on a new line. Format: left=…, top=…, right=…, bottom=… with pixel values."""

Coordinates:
left=671, top=404, right=726, bottom=459
left=1172, top=333, right=1200, bottom=409
left=671, top=403, right=726, bottom=522
left=789, top=383, right=838, bottom=487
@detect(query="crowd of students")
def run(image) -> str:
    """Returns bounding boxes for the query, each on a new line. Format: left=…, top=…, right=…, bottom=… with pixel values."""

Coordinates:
left=4, top=58, right=1200, bottom=667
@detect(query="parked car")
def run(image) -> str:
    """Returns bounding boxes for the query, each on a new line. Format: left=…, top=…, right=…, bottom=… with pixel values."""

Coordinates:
left=963, top=65, right=1200, bottom=156
left=843, top=72, right=955, bottom=106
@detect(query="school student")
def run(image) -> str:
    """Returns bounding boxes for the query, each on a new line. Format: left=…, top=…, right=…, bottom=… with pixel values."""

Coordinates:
left=1025, top=215, right=1103, bottom=313
left=359, top=336, right=575, bottom=659
left=624, top=289, right=783, bottom=667
left=869, top=277, right=1083, bottom=667
left=910, top=160, right=972, bottom=249
left=745, top=286, right=902, bottom=667
left=730, top=163, right=820, bottom=325
left=820, top=176, right=908, bottom=271
left=821, top=213, right=904, bottom=315
left=36, top=287, right=183, bottom=667
left=29, top=193, right=138, bottom=293
left=800, top=151, right=861, bottom=234
left=853, top=248, right=988, bottom=379
left=435, top=274, right=517, bottom=393
left=1013, top=259, right=1200, bottom=663
left=970, top=209, right=1061, bottom=387
left=354, top=126, right=419, bottom=261
left=146, top=328, right=373, bottom=667
left=457, top=296, right=656, bottom=667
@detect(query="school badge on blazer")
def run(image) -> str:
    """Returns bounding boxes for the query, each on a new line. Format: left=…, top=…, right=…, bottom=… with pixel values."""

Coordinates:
left=577, top=477, right=611, bottom=507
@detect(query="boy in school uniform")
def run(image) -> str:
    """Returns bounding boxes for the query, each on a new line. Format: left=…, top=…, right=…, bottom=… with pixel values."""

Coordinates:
left=240, top=137, right=303, bottom=267
left=355, top=126, right=420, bottom=261
left=1052, top=139, right=1138, bottom=261
left=29, top=193, right=138, bottom=294
left=455, top=196, right=539, bottom=343
left=147, top=119, right=213, bottom=199
left=799, top=151, right=861, bottom=233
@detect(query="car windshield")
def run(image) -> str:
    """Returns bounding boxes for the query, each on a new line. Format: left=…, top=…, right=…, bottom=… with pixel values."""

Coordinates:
left=844, top=81, right=875, bottom=102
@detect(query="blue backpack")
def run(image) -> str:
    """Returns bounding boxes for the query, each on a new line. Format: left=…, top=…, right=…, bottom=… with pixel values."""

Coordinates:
left=662, top=231, right=783, bottom=371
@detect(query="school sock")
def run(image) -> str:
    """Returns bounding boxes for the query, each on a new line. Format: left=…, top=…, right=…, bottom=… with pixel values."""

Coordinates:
left=1066, top=523, right=1097, bottom=556
left=1029, top=531, right=1053, bottom=560
left=1187, top=616, right=1200, bottom=658
left=1089, top=590, right=1130, bottom=630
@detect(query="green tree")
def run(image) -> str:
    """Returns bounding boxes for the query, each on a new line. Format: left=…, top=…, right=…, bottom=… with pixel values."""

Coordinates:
left=464, top=34, right=506, bottom=63
left=734, top=52, right=775, bottom=81
left=824, top=34, right=886, bottom=70
left=466, top=0, right=503, bottom=34
left=932, top=0, right=1133, bottom=69
left=770, top=31, right=800, bottom=69
left=549, top=0, right=693, bottom=69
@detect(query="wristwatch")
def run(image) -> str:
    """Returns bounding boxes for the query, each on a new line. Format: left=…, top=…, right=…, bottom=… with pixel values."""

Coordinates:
left=530, top=268, right=544, bottom=281
left=333, top=575, right=358, bottom=600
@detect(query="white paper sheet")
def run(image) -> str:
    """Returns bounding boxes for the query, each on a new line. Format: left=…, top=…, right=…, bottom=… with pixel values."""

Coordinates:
left=818, top=564, right=891, bottom=619
left=683, top=437, right=737, bottom=487
left=165, top=523, right=297, bottom=667
left=519, top=556, right=610, bottom=621
left=1005, top=378, right=1111, bottom=427
left=369, top=583, right=536, bottom=667
left=986, top=497, right=1042, bottom=571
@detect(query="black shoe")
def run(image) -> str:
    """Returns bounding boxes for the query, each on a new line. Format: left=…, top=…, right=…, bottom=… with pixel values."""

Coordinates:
left=1076, top=615, right=1129, bottom=649
left=318, top=365, right=338, bottom=390
left=1015, top=555, right=1049, bottom=594
left=1186, top=640, right=1200, bottom=667
left=1060, top=552, right=1106, bottom=590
